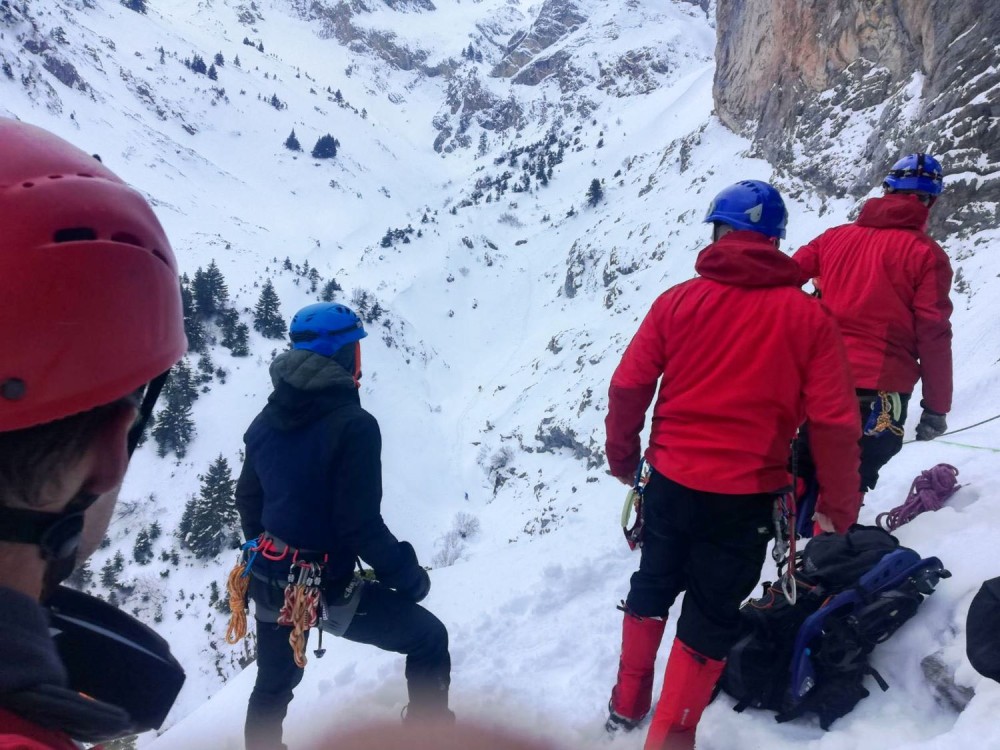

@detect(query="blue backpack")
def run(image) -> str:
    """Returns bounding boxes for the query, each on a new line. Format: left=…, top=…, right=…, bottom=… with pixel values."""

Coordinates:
left=719, top=526, right=949, bottom=729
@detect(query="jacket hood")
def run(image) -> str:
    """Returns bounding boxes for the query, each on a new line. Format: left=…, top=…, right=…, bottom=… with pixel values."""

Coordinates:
left=695, top=231, right=803, bottom=288
left=264, top=349, right=359, bottom=430
left=269, top=348, right=357, bottom=391
left=857, top=193, right=929, bottom=231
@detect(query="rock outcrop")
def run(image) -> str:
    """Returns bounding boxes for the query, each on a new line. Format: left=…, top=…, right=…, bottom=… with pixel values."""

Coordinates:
left=714, top=1, right=1000, bottom=237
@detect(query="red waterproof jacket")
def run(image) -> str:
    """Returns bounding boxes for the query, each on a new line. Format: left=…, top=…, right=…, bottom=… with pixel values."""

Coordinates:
left=606, top=231, right=862, bottom=533
left=793, top=194, right=954, bottom=413
left=0, top=709, right=80, bottom=750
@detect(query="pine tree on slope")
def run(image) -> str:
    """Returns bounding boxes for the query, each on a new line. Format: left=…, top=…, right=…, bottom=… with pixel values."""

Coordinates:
left=253, top=279, right=285, bottom=339
left=180, top=455, right=240, bottom=558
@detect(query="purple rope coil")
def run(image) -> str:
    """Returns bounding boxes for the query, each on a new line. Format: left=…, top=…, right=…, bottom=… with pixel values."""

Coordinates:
left=876, top=464, right=962, bottom=531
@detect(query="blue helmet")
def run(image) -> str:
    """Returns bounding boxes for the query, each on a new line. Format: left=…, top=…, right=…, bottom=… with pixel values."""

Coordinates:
left=704, top=180, right=788, bottom=239
left=883, top=153, right=943, bottom=196
left=289, top=302, right=367, bottom=357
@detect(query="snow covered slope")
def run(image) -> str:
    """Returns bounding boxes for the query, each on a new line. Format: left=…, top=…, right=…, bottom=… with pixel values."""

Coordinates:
left=3, top=0, right=999, bottom=747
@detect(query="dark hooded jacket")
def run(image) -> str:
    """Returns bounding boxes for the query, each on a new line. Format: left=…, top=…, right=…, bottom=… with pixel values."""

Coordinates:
left=235, top=349, right=419, bottom=590
left=605, top=231, right=862, bottom=533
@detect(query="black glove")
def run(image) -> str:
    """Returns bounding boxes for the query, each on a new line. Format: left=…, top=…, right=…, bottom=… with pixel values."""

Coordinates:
left=382, top=542, right=431, bottom=602
left=915, top=407, right=947, bottom=441
left=399, top=566, right=431, bottom=603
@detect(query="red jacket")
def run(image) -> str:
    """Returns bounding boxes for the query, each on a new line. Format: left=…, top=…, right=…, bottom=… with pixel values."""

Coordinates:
left=793, top=194, right=954, bottom=413
left=0, top=709, right=80, bottom=750
left=606, top=231, right=862, bottom=533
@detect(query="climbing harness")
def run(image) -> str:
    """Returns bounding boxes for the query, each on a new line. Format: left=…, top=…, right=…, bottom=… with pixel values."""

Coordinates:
left=876, top=464, right=962, bottom=532
left=620, top=459, right=651, bottom=551
left=224, top=535, right=329, bottom=668
left=864, top=392, right=904, bottom=438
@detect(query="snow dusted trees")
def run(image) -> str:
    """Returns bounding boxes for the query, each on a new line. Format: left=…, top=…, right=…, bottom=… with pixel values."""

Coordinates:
left=284, top=129, right=302, bottom=152
left=178, top=456, right=240, bottom=558
left=150, top=359, right=202, bottom=458
left=253, top=279, right=285, bottom=339
left=586, top=178, right=604, bottom=207
left=311, top=134, right=339, bottom=159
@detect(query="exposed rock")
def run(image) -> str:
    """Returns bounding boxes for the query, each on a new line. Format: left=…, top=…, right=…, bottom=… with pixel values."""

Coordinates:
left=534, top=416, right=604, bottom=469
left=302, top=0, right=435, bottom=74
left=714, top=0, right=1000, bottom=237
left=491, top=0, right=587, bottom=81
left=598, top=48, right=672, bottom=97
left=23, top=39, right=89, bottom=93
left=921, top=652, right=975, bottom=712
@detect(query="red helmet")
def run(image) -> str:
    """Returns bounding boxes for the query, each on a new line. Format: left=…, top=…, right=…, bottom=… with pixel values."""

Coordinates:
left=0, top=119, right=187, bottom=431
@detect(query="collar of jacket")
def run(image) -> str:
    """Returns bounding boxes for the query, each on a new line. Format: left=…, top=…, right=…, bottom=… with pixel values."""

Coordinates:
left=0, top=586, right=67, bottom=694
left=264, top=349, right=360, bottom=429
left=269, top=348, right=358, bottom=392
left=856, top=193, right=929, bottom=230
left=694, top=231, right=802, bottom=288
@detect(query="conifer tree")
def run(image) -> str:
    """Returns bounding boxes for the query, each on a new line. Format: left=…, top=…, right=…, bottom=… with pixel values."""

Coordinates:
left=191, top=260, right=229, bottom=319
left=284, top=129, right=302, bottom=152
left=151, top=386, right=195, bottom=459
left=164, top=358, right=199, bottom=405
left=586, top=178, right=604, bottom=207
left=307, top=267, right=321, bottom=293
left=180, top=274, right=208, bottom=353
left=100, top=551, right=125, bottom=588
left=179, top=456, right=240, bottom=558
left=311, top=134, right=339, bottom=159
left=253, top=279, right=285, bottom=339
left=219, top=309, right=250, bottom=356
left=133, top=529, right=154, bottom=565
left=208, top=64, right=218, bottom=81
left=321, top=278, right=342, bottom=302
left=214, top=52, right=225, bottom=66
left=121, top=0, right=147, bottom=13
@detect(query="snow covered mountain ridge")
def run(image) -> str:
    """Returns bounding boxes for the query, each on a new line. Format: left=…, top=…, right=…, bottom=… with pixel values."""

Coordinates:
left=3, top=1, right=999, bottom=748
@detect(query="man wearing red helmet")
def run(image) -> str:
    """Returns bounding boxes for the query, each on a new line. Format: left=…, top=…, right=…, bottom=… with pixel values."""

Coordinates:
left=793, top=153, right=954, bottom=498
left=0, top=119, right=187, bottom=747
left=604, top=181, right=860, bottom=750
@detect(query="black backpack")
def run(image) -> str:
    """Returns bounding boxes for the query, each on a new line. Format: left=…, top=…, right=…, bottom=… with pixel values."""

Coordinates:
left=719, top=525, right=948, bottom=730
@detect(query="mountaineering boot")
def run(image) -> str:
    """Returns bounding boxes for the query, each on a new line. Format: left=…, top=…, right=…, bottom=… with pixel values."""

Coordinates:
left=643, top=638, right=725, bottom=750
left=606, top=611, right=667, bottom=733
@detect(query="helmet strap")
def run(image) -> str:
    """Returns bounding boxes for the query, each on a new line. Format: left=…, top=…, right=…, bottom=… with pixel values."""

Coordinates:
left=127, top=370, right=170, bottom=456
left=0, top=490, right=99, bottom=600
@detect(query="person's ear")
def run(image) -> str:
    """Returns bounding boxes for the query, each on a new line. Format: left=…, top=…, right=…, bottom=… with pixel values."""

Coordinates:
left=82, top=403, right=138, bottom=496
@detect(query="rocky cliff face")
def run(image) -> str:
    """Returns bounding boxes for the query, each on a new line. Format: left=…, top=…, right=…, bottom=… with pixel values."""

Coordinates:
left=714, top=0, right=1000, bottom=237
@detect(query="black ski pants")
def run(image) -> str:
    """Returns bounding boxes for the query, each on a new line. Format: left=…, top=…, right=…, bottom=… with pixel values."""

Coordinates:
left=798, top=389, right=910, bottom=493
left=625, top=469, right=774, bottom=661
left=245, top=581, right=450, bottom=750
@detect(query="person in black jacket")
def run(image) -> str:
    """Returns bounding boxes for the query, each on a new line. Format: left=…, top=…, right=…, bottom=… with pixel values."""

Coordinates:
left=236, top=302, right=452, bottom=750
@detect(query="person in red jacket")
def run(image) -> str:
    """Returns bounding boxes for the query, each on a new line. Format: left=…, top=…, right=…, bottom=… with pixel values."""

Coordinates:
left=604, top=180, right=861, bottom=750
left=0, top=120, right=187, bottom=748
left=793, top=153, right=954, bottom=495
